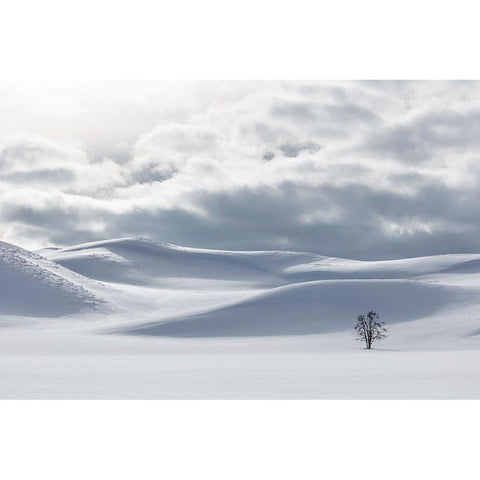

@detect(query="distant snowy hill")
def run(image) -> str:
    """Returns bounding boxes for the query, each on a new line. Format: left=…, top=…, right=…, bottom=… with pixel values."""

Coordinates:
left=41, top=237, right=480, bottom=284
left=34, top=237, right=480, bottom=342
left=39, top=237, right=319, bottom=286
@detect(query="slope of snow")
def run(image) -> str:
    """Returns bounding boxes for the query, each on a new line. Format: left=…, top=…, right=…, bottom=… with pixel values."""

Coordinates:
left=42, top=236, right=480, bottom=285
left=37, top=237, right=480, bottom=340
left=1, top=236, right=479, bottom=398
left=284, top=253, right=480, bottom=280
left=41, top=237, right=294, bottom=287
left=0, top=241, right=109, bottom=317
left=123, top=279, right=475, bottom=337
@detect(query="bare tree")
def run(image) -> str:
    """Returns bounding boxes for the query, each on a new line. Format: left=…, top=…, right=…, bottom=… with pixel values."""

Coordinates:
left=354, top=310, right=387, bottom=349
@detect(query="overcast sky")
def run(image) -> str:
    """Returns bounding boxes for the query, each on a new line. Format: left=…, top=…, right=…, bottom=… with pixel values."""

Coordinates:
left=1, top=80, right=479, bottom=259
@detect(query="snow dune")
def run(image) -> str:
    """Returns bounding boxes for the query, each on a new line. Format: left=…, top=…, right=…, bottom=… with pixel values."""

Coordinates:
left=1, top=236, right=480, bottom=398
left=41, top=237, right=320, bottom=287
left=284, top=253, right=480, bottom=280
left=123, top=279, right=473, bottom=337
left=0, top=241, right=108, bottom=317
left=35, top=237, right=480, bottom=340
left=41, top=236, right=480, bottom=284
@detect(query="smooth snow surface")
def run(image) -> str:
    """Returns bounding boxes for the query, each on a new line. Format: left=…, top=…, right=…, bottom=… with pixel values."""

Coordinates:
left=2, top=237, right=480, bottom=398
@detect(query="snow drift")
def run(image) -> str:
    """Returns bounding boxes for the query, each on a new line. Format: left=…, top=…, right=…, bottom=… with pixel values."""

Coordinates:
left=0, top=241, right=108, bottom=317
left=41, top=238, right=288, bottom=286
left=37, top=237, right=480, bottom=338
left=42, top=237, right=480, bottom=286
left=123, top=279, right=474, bottom=337
left=2, top=236, right=480, bottom=399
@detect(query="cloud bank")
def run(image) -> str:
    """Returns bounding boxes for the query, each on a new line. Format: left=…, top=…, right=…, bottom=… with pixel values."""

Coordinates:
left=1, top=80, right=480, bottom=259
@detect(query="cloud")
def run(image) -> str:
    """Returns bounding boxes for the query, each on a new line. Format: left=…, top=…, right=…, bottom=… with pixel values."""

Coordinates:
left=0, top=135, right=125, bottom=194
left=1, top=80, right=480, bottom=259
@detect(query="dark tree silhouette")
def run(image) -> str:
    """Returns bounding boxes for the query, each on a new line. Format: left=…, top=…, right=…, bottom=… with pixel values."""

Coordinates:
left=354, top=310, right=387, bottom=349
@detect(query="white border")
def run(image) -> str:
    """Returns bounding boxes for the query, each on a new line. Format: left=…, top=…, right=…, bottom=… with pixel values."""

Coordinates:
left=1, top=1, right=479, bottom=478
left=0, top=401, right=478, bottom=479
left=1, top=0, right=479, bottom=79
left=0, top=401, right=480, bottom=480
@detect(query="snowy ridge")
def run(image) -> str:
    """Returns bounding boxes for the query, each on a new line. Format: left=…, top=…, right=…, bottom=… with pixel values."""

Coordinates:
left=36, top=237, right=480, bottom=341
left=122, top=278, right=477, bottom=337
left=43, top=236, right=480, bottom=283
left=0, top=241, right=110, bottom=317
left=284, top=253, right=480, bottom=279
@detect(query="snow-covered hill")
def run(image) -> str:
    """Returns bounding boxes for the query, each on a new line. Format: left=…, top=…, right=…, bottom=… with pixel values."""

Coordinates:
left=42, top=237, right=480, bottom=285
left=0, top=240, right=109, bottom=317
left=1, top=236, right=480, bottom=398
left=37, top=237, right=480, bottom=340
left=124, top=279, right=475, bottom=337
left=40, top=237, right=318, bottom=287
left=284, top=253, right=480, bottom=280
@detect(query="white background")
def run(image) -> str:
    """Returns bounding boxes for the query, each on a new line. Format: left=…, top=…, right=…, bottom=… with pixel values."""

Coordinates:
left=1, top=0, right=479, bottom=79
left=0, top=401, right=478, bottom=479
left=1, top=0, right=479, bottom=479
